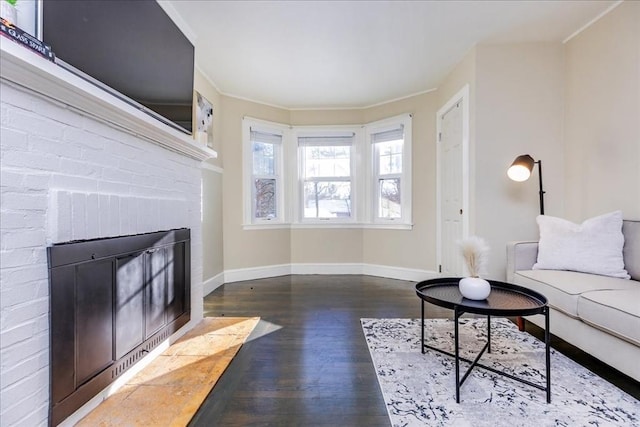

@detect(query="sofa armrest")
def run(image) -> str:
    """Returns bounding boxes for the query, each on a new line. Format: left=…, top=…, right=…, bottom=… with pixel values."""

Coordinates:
left=506, top=241, right=539, bottom=282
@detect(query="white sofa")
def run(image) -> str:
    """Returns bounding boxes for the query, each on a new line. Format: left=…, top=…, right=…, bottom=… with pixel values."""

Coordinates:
left=507, top=220, right=640, bottom=381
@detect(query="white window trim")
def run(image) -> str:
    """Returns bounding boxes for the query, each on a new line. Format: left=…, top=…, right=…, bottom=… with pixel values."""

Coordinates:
left=292, top=125, right=362, bottom=225
left=365, top=114, right=413, bottom=226
left=242, top=117, right=291, bottom=227
left=242, top=116, right=412, bottom=230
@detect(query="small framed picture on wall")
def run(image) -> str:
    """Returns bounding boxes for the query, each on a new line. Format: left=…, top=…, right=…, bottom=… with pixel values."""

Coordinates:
left=195, top=91, right=214, bottom=148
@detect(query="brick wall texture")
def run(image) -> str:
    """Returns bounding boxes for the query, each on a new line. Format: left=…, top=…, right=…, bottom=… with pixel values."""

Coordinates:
left=0, top=81, right=204, bottom=426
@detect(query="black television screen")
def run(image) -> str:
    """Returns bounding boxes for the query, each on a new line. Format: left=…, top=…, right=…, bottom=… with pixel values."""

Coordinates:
left=41, top=0, right=194, bottom=134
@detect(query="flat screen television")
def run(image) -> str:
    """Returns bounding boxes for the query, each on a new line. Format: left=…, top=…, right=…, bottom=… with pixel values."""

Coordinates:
left=41, top=0, right=194, bottom=134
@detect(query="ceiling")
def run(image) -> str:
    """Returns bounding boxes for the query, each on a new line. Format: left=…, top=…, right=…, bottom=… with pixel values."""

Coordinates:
left=166, top=0, right=618, bottom=110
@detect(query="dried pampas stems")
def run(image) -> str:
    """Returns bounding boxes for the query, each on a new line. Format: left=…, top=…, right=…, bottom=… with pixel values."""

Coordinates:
left=458, top=236, right=490, bottom=278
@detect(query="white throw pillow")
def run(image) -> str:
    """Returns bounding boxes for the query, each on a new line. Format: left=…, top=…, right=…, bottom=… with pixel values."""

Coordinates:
left=533, top=211, right=630, bottom=279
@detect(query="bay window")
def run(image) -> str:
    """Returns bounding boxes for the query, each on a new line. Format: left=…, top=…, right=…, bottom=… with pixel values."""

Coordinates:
left=243, top=118, right=287, bottom=225
left=367, top=115, right=412, bottom=226
left=298, top=134, right=355, bottom=221
left=242, top=114, right=411, bottom=229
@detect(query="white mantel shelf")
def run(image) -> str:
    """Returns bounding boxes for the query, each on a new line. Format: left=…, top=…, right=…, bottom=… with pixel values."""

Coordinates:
left=0, top=37, right=217, bottom=162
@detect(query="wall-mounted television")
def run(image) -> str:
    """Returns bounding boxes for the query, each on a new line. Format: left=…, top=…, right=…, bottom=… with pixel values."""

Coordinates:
left=41, top=0, right=194, bottom=134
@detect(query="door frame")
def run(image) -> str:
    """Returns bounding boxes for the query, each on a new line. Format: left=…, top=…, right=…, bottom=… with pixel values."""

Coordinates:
left=436, top=84, right=470, bottom=275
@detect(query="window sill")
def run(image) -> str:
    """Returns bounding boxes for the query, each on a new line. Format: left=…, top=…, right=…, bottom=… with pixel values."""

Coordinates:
left=242, top=222, right=413, bottom=231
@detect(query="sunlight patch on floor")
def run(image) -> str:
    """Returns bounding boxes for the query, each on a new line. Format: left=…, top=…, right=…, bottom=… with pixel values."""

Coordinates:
left=76, top=317, right=260, bottom=427
left=245, top=319, right=283, bottom=343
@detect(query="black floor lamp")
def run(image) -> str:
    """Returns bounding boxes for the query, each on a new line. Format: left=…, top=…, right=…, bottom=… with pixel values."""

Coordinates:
left=507, top=154, right=545, bottom=215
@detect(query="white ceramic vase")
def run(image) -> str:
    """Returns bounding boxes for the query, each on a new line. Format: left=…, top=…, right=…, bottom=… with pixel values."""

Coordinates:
left=459, top=277, right=491, bottom=300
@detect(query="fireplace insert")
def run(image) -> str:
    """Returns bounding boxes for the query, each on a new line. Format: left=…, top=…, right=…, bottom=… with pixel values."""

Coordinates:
left=47, top=229, right=191, bottom=425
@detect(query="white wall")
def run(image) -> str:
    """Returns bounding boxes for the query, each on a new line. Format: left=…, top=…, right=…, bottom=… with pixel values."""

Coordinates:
left=202, top=166, right=224, bottom=284
left=474, top=43, right=565, bottom=279
left=362, top=92, right=438, bottom=271
left=434, top=43, right=565, bottom=280
left=220, top=96, right=291, bottom=272
left=207, top=4, right=637, bottom=285
left=217, top=92, right=441, bottom=278
left=216, top=40, right=569, bottom=282
left=563, top=1, right=640, bottom=221
left=0, top=80, right=204, bottom=426
left=194, top=70, right=226, bottom=291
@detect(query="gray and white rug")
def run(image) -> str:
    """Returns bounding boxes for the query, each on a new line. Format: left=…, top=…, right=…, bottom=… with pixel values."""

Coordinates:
left=361, top=317, right=640, bottom=427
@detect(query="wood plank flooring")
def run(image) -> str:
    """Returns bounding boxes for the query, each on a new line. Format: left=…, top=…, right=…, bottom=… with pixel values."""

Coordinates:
left=190, top=275, right=639, bottom=426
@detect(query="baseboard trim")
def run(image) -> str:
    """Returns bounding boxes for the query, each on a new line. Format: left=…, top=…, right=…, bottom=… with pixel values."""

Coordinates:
left=291, top=263, right=364, bottom=275
left=202, top=272, right=225, bottom=296
left=220, top=263, right=438, bottom=284
left=223, top=264, right=292, bottom=283
left=363, top=264, right=439, bottom=282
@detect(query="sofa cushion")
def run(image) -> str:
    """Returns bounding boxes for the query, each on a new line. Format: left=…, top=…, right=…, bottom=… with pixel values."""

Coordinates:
left=513, top=269, right=638, bottom=318
left=578, top=289, right=640, bottom=346
left=533, top=211, right=629, bottom=279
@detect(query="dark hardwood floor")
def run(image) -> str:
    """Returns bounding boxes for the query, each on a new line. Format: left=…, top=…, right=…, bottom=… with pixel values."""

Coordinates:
left=190, top=275, right=639, bottom=426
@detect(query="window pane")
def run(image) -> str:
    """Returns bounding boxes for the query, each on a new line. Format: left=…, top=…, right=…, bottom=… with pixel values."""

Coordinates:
left=378, top=178, right=401, bottom=218
left=253, top=142, right=275, bottom=175
left=377, top=140, right=403, bottom=175
left=303, top=146, right=350, bottom=178
left=303, top=181, right=351, bottom=218
left=254, top=178, right=276, bottom=219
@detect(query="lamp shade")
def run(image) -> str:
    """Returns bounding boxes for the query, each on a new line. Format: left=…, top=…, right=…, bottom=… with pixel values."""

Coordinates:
left=507, top=154, right=535, bottom=182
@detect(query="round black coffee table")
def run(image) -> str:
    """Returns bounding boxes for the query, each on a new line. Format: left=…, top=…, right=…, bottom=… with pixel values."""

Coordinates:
left=416, top=277, right=550, bottom=403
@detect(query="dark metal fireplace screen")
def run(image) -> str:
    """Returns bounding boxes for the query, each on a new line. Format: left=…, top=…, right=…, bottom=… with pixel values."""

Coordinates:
left=47, top=229, right=191, bottom=426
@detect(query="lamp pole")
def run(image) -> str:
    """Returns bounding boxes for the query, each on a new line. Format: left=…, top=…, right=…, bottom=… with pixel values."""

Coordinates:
left=536, top=160, right=545, bottom=215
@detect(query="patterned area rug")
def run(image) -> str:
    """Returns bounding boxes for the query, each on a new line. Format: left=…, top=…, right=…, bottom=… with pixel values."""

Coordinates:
left=361, top=317, right=639, bottom=427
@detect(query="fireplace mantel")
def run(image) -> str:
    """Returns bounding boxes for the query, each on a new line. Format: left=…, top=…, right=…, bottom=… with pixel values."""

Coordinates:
left=1, top=36, right=208, bottom=426
left=0, top=37, right=216, bottom=162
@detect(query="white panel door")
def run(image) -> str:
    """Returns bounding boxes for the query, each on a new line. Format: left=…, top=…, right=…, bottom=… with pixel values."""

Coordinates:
left=439, top=101, right=464, bottom=276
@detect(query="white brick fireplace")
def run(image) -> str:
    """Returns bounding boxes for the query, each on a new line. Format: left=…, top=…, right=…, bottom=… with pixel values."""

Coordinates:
left=0, top=39, right=215, bottom=426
